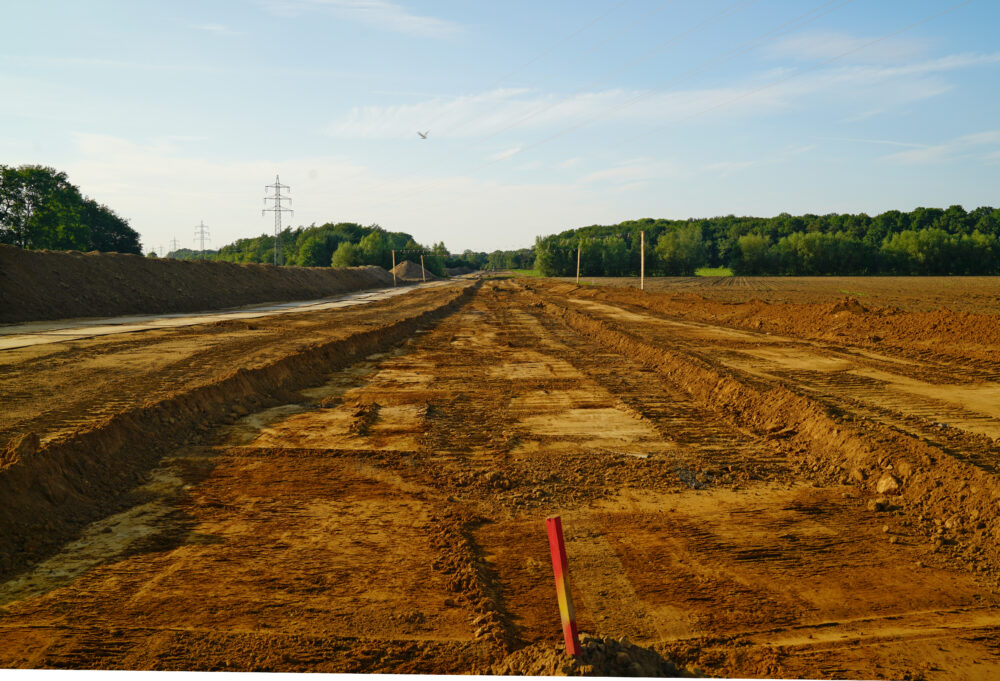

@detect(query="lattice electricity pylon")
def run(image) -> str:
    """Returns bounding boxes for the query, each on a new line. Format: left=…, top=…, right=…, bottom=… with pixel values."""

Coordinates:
left=194, top=220, right=210, bottom=259
left=263, top=175, right=293, bottom=266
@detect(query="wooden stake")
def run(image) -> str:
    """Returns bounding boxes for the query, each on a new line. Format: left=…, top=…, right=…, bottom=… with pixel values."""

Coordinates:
left=391, top=249, right=397, bottom=288
left=420, top=254, right=426, bottom=282
left=576, top=243, right=581, bottom=285
left=546, top=516, right=582, bottom=657
left=640, top=230, right=645, bottom=291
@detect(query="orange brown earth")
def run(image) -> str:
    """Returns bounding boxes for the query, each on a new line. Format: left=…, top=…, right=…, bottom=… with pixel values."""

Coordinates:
left=2, top=275, right=1000, bottom=678
left=564, top=274, right=1000, bottom=313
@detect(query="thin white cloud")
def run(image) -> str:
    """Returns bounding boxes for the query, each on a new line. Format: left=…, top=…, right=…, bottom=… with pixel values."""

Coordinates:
left=0, top=54, right=219, bottom=73
left=193, top=23, right=243, bottom=35
left=580, top=158, right=680, bottom=185
left=705, top=160, right=755, bottom=176
left=785, top=144, right=817, bottom=156
left=767, top=30, right=932, bottom=64
left=326, top=86, right=785, bottom=140
left=700, top=144, right=814, bottom=178
left=831, top=52, right=1000, bottom=81
left=819, top=136, right=930, bottom=149
left=557, top=157, right=585, bottom=169
left=327, top=50, right=1000, bottom=142
left=882, top=131, right=1000, bottom=165
left=489, top=146, right=523, bottom=162
left=57, top=133, right=611, bottom=253
left=261, top=0, right=462, bottom=38
left=514, top=160, right=544, bottom=171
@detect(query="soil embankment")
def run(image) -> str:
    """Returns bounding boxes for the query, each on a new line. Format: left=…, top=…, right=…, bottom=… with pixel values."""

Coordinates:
left=391, top=259, right=439, bottom=282
left=0, top=245, right=395, bottom=323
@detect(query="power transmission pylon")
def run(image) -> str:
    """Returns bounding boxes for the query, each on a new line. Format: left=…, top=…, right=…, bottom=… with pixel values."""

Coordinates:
left=263, top=175, right=293, bottom=266
left=169, top=238, right=180, bottom=256
left=194, top=220, right=210, bottom=259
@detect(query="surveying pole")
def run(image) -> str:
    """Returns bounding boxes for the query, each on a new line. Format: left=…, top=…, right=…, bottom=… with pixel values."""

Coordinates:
left=420, top=254, right=426, bottom=282
left=263, top=175, right=292, bottom=266
left=640, top=231, right=645, bottom=291
left=391, top=249, right=397, bottom=287
left=576, top=242, right=581, bottom=284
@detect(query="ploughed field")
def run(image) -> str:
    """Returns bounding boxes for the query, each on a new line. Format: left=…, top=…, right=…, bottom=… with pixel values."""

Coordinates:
left=566, top=275, right=1000, bottom=313
left=2, top=276, right=1000, bottom=678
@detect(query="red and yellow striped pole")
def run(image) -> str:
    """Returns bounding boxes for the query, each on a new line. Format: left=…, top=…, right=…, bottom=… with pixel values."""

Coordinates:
left=546, top=516, right=582, bottom=656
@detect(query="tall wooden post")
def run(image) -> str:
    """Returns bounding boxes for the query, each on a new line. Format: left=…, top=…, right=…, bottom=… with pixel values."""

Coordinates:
left=576, top=243, right=581, bottom=285
left=640, top=231, right=645, bottom=291
left=420, top=254, right=426, bottom=282
left=391, top=249, right=397, bottom=288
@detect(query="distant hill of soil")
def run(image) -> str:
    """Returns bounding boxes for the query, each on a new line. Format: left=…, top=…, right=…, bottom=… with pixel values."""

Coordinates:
left=391, top=259, right=440, bottom=282
left=0, top=245, right=395, bottom=324
left=446, top=265, right=475, bottom=276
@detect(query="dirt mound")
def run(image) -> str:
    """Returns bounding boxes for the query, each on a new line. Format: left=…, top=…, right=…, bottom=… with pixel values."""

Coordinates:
left=823, top=296, right=870, bottom=315
left=0, top=245, right=395, bottom=323
left=482, top=635, right=687, bottom=677
left=447, top=265, right=475, bottom=276
left=391, top=259, right=439, bottom=281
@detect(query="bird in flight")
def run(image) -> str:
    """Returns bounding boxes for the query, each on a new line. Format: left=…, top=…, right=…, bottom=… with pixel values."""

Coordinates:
left=417, top=131, right=429, bottom=139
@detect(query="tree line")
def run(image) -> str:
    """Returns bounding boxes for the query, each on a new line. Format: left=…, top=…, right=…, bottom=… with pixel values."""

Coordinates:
left=0, top=165, right=141, bottom=254
left=535, top=206, right=1000, bottom=276
left=170, top=221, right=502, bottom=276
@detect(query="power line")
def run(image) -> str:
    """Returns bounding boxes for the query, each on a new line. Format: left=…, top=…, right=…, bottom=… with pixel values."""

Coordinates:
left=490, top=0, right=852, bottom=165
left=263, top=175, right=293, bottom=266
left=618, top=0, right=974, bottom=147
left=194, top=221, right=210, bottom=259
left=356, top=1, right=634, bottom=205
left=425, top=0, right=631, bottom=135
left=444, top=0, right=672, bottom=137
left=520, top=0, right=678, bottom=93
left=373, top=0, right=851, bottom=208
left=364, top=0, right=754, bottom=206
left=476, top=0, right=754, bottom=145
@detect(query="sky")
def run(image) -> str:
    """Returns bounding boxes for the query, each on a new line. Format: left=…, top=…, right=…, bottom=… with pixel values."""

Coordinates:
left=2, top=0, right=999, bottom=254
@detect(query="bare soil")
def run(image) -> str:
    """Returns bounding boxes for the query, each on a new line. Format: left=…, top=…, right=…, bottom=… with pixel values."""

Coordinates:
left=0, top=244, right=395, bottom=323
left=565, top=275, right=1000, bottom=313
left=392, top=259, right=439, bottom=281
left=2, top=276, right=1000, bottom=679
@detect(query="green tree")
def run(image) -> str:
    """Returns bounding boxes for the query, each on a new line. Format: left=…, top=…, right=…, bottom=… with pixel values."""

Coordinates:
left=83, top=199, right=141, bottom=253
left=731, top=233, right=773, bottom=275
left=602, top=236, right=629, bottom=276
left=295, top=234, right=330, bottom=267
left=579, top=237, right=604, bottom=275
left=358, top=228, right=391, bottom=268
left=0, top=165, right=85, bottom=249
left=654, top=224, right=708, bottom=275
left=533, top=236, right=574, bottom=275
left=330, top=241, right=360, bottom=268
left=0, top=164, right=141, bottom=253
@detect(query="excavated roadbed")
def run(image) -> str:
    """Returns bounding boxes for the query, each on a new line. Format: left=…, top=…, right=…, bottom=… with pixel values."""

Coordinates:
left=1, top=277, right=1000, bottom=679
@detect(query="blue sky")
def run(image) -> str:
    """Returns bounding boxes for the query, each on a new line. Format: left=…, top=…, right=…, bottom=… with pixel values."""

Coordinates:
left=2, top=0, right=998, bottom=253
